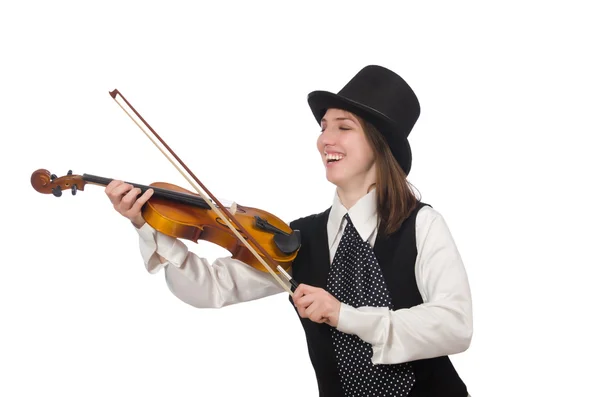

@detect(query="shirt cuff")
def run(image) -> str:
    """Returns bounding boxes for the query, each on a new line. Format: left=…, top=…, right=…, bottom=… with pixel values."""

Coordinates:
left=336, top=302, right=389, bottom=347
left=134, top=222, right=188, bottom=274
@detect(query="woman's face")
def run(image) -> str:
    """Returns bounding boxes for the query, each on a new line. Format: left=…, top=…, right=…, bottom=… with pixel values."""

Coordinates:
left=316, top=108, right=376, bottom=190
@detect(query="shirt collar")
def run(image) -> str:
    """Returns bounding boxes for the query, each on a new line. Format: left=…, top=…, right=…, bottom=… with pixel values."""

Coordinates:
left=327, top=188, right=378, bottom=249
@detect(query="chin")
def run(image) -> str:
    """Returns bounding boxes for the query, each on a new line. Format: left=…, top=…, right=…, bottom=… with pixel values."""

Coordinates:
left=325, top=170, right=345, bottom=187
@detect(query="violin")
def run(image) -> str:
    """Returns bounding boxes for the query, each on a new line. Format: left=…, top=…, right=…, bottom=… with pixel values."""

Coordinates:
left=30, top=168, right=300, bottom=275
left=31, top=88, right=299, bottom=294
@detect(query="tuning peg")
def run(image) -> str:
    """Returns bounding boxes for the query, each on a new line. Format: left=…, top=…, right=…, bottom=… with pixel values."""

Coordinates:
left=50, top=174, right=57, bottom=181
left=67, top=170, right=73, bottom=176
left=52, top=186, right=62, bottom=197
left=71, top=184, right=77, bottom=195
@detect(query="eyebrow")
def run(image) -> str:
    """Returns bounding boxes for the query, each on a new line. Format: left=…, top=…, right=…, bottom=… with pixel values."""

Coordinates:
left=321, top=117, right=356, bottom=123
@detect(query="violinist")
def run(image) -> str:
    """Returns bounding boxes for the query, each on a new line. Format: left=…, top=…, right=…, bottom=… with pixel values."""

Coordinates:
left=105, top=65, right=473, bottom=397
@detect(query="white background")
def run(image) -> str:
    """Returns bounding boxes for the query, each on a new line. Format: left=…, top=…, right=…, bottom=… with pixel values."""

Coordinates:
left=1, top=1, right=599, bottom=396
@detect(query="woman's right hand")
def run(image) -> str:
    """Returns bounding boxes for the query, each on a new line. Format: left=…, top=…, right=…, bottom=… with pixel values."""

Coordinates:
left=105, top=180, right=154, bottom=228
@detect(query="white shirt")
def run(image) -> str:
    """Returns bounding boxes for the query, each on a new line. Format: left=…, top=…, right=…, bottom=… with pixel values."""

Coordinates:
left=134, top=189, right=473, bottom=365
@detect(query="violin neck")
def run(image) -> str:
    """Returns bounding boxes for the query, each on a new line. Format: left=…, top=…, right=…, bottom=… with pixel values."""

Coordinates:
left=82, top=173, right=210, bottom=209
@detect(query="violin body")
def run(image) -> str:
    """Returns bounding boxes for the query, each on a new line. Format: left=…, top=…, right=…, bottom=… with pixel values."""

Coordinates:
left=144, top=182, right=295, bottom=273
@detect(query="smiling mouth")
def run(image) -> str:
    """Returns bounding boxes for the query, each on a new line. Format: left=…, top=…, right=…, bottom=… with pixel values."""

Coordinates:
left=325, top=152, right=345, bottom=164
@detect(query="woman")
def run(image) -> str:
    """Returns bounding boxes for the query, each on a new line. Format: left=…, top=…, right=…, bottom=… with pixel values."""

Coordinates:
left=105, top=65, right=473, bottom=397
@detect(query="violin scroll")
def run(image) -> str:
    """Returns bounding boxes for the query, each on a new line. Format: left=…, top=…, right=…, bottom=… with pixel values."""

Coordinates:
left=31, top=169, right=84, bottom=197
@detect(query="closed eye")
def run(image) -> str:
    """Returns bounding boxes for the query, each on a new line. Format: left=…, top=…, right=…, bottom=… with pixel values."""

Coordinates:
left=320, top=125, right=352, bottom=132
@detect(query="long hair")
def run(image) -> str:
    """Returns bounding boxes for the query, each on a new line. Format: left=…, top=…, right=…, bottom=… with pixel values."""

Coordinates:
left=359, top=117, right=421, bottom=236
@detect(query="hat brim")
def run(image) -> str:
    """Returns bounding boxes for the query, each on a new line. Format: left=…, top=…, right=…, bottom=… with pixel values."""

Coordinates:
left=307, top=90, right=412, bottom=175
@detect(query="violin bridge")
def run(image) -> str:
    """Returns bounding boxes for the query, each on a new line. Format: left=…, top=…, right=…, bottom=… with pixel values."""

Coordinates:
left=230, top=201, right=237, bottom=215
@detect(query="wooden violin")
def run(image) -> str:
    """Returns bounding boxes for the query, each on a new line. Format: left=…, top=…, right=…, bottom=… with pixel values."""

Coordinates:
left=30, top=168, right=300, bottom=274
left=30, top=88, right=299, bottom=295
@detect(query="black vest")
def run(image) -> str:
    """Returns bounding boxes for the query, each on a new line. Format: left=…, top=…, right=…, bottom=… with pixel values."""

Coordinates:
left=288, top=201, right=468, bottom=397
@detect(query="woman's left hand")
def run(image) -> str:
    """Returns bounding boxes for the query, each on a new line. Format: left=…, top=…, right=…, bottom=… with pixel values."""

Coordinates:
left=292, top=284, right=341, bottom=327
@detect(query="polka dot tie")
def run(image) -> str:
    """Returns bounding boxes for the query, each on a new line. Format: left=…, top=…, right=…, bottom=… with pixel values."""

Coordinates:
left=327, top=214, right=416, bottom=396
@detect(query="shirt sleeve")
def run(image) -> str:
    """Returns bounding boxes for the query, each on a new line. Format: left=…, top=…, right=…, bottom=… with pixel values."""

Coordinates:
left=335, top=206, right=473, bottom=365
left=134, top=222, right=287, bottom=308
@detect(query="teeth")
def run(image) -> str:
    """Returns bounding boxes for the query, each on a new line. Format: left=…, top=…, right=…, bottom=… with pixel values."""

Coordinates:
left=325, top=152, right=345, bottom=162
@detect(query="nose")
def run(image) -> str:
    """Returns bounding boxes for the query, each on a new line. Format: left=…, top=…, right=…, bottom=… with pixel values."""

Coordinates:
left=318, top=125, right=338, bottom=148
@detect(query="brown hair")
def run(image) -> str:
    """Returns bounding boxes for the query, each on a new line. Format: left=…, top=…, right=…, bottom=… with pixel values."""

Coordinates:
left=359, top=117, right=421, bottom=236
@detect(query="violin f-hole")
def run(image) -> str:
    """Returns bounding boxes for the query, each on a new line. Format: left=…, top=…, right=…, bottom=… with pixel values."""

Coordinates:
left=215, top=217, right=248, bottom=239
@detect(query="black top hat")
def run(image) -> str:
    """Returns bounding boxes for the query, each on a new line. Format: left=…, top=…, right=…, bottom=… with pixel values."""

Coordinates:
left=307, top=65, right=420, bottom=175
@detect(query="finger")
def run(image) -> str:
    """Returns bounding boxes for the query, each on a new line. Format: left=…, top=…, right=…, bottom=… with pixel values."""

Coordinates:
left=105, top=180, right=123, bottom=195
left=108, top=183, right=134, bottom=205
left=304, top=300, right=317, bottom=317
left=295, top=293, right=317, bottom=309
left=129, top=188, right=154, bottom=214
left=121, top=187, right=142, bottom=209
left=294, top=283, right=320, bottom=298
left=298, top=284, right=318, bottom=293
left=296, top=303, right=307, bottom=318
left=311, top=315, right=326, bottom=324
left=306, top=302, right=326, bottom=323
left=292, top=283, right=308, bottom=303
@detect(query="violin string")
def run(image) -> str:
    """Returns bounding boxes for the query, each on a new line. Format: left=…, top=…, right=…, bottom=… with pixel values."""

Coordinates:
left=137, top=185, right=211, bottom=208
left=135, top=183, right=232, bottom=210
left=111, top=91, right=294, bottom=296
left=84, top=174, right=211, bottom=209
